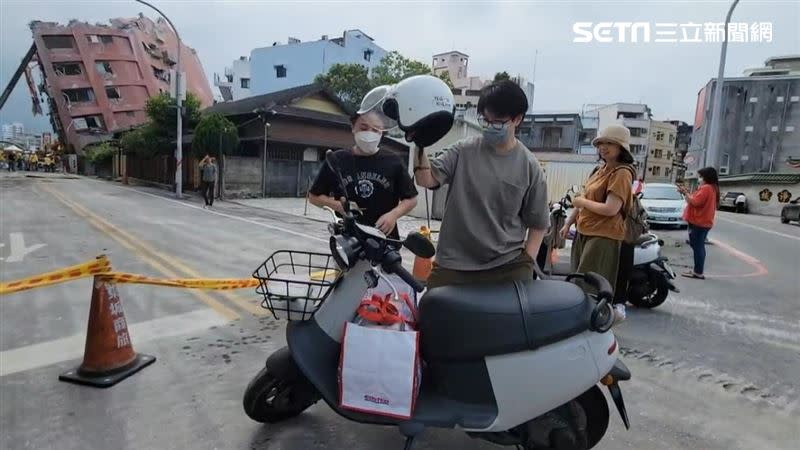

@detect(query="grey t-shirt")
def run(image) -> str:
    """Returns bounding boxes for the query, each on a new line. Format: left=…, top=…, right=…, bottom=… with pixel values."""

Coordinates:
left=430, top=136, right=549, bottom=271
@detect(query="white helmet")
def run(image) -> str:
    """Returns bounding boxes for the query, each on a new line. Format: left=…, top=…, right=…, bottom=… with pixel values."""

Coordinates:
left=383, top=75, right=455, bottom=147
left=355, top=75, right=455, bottom=147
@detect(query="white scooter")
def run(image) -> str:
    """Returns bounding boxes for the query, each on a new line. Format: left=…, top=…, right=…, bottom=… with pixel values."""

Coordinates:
left=543, top=188, right=678, bottom=309
left=243, top=157, right=631, bottom=450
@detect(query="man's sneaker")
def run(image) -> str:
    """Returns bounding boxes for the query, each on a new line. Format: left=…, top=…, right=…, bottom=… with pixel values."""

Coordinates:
left=613, top=304, right=627, bottom=325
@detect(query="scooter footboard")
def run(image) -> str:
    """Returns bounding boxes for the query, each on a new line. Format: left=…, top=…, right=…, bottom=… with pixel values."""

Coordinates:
left=475, top=331, right=616, bottom=432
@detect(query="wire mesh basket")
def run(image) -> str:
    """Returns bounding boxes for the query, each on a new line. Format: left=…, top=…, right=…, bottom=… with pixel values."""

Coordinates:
left=253, top=251, right=340, bottom=321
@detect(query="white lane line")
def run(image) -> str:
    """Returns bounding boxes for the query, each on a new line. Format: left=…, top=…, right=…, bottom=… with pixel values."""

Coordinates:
left=0, top=309, right=227, bottom=377
left=115, top=185, right=327, bottom=243
left=716, top=215, right=800, bottom=242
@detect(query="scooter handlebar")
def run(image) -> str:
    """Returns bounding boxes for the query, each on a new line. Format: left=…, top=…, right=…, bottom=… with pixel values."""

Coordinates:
left=385, top=260, right=426, bottom=293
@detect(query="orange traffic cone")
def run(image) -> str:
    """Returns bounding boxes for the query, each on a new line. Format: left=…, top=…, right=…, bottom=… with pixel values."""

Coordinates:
left=59, top=275, right=155, bottom=388
left=412, top=226, right=433, bottom=282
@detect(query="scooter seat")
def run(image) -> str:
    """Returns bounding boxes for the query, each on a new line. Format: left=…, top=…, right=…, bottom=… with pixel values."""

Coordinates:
left=419, top=280, right=592, bottom=361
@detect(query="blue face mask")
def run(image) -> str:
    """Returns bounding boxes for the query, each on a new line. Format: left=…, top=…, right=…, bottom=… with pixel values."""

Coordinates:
left=482, top=123, right=510, bottom=147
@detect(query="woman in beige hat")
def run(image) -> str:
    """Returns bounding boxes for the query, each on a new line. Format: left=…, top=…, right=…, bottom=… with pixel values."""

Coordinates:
left=559, top=124, right=635, bottom=322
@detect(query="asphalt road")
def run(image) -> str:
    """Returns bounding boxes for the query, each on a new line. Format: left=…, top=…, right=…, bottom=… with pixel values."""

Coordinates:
left=1, top=173, right=797, bottom=450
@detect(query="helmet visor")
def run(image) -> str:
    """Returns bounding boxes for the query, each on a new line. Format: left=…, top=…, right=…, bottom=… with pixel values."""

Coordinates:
left=356, top=85, right=398, bottom=131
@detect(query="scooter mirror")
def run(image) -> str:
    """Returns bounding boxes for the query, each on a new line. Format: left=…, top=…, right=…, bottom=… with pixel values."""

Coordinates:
left=403, top=232, right=435, bottom=258
left=570, top=184, right=581, bottom=193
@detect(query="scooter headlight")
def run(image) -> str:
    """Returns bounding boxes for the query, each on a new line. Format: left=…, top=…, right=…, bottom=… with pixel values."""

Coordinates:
left=330, top=235, right=360, bottom=270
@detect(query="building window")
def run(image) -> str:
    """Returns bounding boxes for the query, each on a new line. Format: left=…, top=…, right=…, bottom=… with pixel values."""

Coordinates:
left=654, top=149, right=663, bottom=159
left=363, top=49, right=373, bottom=62
left=668, top=134, right=675, bottom=144
left=53, top=62, right=82, bottom=76
left=105, top=87, right=121, bottom=101
left=630, top=144, right=644, bottom=154
left=152, top=66, right=169, bottom=82
left=95, top=61, right=114, bottom=77
left=240, top=78, right=250, bottom=89
left=125, top=111, right=136, bottom=117
left=787, top=126, right=796, bottom=132
left=63, top=88, right=95, bottom=103
left=73, top=115, right=105, bottom=131
left=99, top=35, right=114, bottom=44
left=654, top=131, right=664, bottom=141
left=274, top=65, right=287, bottom=78
left=43, top=35, right=74, bottom=49
left=745, top=125, right=754, bottom=132
left=770, top=126, right=779, bottom=132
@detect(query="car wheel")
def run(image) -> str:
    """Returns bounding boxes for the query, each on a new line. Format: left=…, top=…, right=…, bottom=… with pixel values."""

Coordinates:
left=781, top=214, right=790, bottom=224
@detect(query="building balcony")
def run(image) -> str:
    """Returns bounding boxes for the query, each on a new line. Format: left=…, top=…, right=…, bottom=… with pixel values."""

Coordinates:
left=623, top=118, right=650, bottom=129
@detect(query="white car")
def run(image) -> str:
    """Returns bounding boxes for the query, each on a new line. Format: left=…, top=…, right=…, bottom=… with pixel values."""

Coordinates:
left=640, top=183, right=687, bottom=228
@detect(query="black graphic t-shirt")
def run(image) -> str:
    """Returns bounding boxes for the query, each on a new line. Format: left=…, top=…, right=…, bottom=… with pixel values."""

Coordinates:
left=309, top=149, right=418, bottom=239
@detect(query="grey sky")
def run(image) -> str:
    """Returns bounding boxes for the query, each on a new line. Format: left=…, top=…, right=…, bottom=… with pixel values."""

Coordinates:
left=1, top=0, right=798, bottom=134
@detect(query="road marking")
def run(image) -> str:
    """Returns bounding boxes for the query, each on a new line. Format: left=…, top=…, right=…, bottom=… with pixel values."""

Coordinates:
left=706, top=239, right=768, bottom=278
left=121, top=186, right=327, bottom=243
left=716, top=215, right=800, bottom=242
left=40, top=185, right=240, bottom=320
left=3, top=232, right=47, bottom=263
left=0, top=309, right=227, bottom=377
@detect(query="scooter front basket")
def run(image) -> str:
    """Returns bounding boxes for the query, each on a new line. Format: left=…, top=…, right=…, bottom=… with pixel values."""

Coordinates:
left=253, top=251, right=340, bottom=321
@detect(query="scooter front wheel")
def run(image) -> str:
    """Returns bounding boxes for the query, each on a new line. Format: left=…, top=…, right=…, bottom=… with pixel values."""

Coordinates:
left=243, top=365, right=319, bottom=423
left=627, top=273, right=669, bottom=309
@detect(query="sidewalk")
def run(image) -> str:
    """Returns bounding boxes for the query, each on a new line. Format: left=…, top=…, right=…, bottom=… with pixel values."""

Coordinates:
left=232, top=197, right=442, bottom=240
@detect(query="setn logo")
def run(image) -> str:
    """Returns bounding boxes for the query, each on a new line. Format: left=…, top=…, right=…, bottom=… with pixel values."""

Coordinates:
left=573, top=22, right=652, bottom=43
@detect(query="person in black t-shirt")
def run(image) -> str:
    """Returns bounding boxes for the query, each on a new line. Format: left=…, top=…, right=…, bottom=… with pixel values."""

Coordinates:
left=308, top=110, right=418, bottom=240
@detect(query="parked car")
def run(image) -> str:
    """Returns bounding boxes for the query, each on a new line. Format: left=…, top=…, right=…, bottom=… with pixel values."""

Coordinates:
left=780, top=198, right=800, bottom=224
left=640, top=183, right=687, bottom=228
left=719, top=191, right=746, bottom=212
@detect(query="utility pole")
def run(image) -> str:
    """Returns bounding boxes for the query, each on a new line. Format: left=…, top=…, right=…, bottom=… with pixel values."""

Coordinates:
left=135, top=0, right=183, bottom=198
left=704, top=0, right=741, bottom=170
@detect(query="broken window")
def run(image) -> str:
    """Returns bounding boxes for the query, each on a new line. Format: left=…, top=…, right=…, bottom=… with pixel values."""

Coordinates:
left=152, top=66, right=169, bottom=82
left=95, top=61, right=114, bottom=77
left=105, top=87, right=121, bottom=101
left=72, top=115, right=105, bottom=131
left=63, top=88, right=95, bottom=103
left=363, top=49, right=373, bottom=62
left=100, top=35, right=114, bottom=44
left=53, top=62, right=82, bottom=76
left=275, top=65, right=287, bottom=78
left=43, top=35, right=74, bottom=49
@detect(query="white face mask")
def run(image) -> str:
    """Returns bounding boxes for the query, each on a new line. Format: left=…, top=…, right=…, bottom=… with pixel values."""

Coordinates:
left=354, top=131, right=381, bottom=155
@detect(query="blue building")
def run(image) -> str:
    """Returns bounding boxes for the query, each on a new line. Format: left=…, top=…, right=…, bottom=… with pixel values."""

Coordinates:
left=249, top=30, right=387, bottom=97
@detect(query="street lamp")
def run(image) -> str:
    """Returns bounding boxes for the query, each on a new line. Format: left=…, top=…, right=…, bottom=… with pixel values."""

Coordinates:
left=135, top=0, right=183, bottom=198
left=704, top=0, right=741, bottom=171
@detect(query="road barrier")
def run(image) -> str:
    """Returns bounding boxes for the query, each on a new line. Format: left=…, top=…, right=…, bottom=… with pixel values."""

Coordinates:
left=1, top=255, right=266, bottom=388
left=0, top=255, right=259, bottom=296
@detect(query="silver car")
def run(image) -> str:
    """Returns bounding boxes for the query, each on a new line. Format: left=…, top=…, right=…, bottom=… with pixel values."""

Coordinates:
left=640, top=183, right=688, bottom=228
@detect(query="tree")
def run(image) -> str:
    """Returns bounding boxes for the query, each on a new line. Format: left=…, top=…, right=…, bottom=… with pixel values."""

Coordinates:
left=315, top=63, right=371, bottom=112
left=119, top=124, right=166, bottom=156
left=371, top=51, right=433, bottom=87
left=84, top=141, right=117, bottom=164
left=437, top=71, right=455, bottom=89
left=144, top=92, right=202, bottom=133
left=193, top=113, right=239, bottom=157
left=494, top=71, right=511, bottom=82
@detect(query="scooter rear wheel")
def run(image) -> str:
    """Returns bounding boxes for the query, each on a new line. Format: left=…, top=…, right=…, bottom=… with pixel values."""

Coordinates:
left=243, top=366, right=318, bottom=423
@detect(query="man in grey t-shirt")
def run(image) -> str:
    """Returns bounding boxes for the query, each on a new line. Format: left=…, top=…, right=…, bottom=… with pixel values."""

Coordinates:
left=415, top=80, right=549, bottom=288
left=199, top=154, right=217, bottom=208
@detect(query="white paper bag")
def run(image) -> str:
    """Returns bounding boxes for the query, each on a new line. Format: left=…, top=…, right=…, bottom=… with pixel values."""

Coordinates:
left=338, top=322, right=420, bottom=419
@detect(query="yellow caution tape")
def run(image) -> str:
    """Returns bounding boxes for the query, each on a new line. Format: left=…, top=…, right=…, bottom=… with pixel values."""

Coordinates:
left=0, top=255, right=258, bottom=296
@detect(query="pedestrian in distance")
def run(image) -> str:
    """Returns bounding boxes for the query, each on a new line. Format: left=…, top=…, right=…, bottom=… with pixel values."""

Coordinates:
left=678, top=167, right=720, bottom=280
left=199, top=154, right=217, bottom=208
left=560, top=124, right=636, bottom=323
left=735, top=193, right=747, bottom=214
